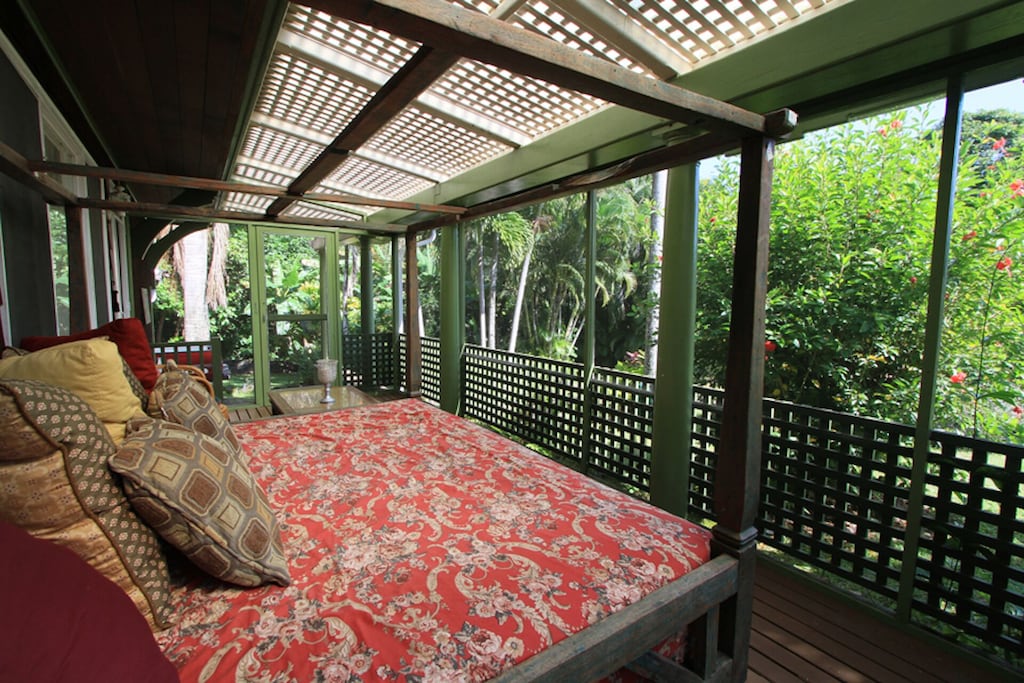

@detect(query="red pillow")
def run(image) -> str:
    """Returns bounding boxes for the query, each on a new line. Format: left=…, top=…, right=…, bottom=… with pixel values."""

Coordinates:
left=21, top=318, right=159, bottom=391
left=0, top=520, right=179, bottom=683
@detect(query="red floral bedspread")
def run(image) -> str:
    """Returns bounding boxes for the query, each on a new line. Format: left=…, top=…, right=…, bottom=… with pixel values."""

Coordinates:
left=157, top=398, right=711, bottom=682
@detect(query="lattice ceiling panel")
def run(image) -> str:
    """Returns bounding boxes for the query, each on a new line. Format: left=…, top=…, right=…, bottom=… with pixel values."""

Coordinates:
left=319, top=156, right=434, bottom=201
left=235, top=1, right=838, bottom=215
left=513, top=1, right=653, bottom=75
left=221, top=192, right=275, bottom=214
left=255, top=51, right=374, bottom=137
left=232, top=160, right=296, bottom=188
left=283, top=4, right=418, bottom=73
left=238, top=126, right=322, bottom=179
left=624, top=0, right=827, bottom=65
left=282, top=202, right=367, bottom=223
left=366, top=107, right=513, bottom=178
left=429, top=60, right=606, bottom=139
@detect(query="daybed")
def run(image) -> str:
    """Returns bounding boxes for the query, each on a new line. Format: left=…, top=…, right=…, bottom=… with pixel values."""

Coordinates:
left=0, top=324, right=753, bottom=681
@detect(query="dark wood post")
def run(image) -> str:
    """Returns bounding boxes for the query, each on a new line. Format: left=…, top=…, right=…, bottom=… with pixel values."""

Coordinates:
left=404, top=231, right=422, bottom=397
left=712, top=134, right=774, bottom=680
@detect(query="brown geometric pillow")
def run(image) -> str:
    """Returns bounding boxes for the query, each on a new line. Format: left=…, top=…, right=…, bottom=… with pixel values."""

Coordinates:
left=147, top=365, right=242, bottom=462
left=110, top=420, right=290, bottom=587
left=0, top=380, right=174, bottom=630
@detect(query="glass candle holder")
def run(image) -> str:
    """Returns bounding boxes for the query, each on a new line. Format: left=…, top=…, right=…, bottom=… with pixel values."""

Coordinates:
left=315, top=358, right=338, bottom=404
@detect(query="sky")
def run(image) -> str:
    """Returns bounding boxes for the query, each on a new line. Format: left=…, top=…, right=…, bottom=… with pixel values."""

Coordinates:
left=960, top=79, right=1024, bottom=113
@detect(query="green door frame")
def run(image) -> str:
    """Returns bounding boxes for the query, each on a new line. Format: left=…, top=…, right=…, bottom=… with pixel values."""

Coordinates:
left=249, top=224, right=341, bottom=406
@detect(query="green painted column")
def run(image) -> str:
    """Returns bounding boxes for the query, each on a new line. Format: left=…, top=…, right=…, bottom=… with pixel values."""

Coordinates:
left=650, top=163, right=699, bottom=518
left=897, top=77, right=964, bottom=621
left=582, top=191, right=598, bottom=469
left=440, top=224, right=464, bottom=414
left=359, top=236, right=375, bottom=334
left=391, top=236, right=403, bottom=388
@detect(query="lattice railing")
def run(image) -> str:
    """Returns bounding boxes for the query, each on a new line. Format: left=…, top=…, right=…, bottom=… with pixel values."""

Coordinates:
left=341, top=332, right=393, bottom=388
left=915, top=434, right=1024, bottom=654
left=463, top=344, right=586, bottom=464
left=588, top=367, right=655, bottom=491
left=758, top=401, right=915, bottom=607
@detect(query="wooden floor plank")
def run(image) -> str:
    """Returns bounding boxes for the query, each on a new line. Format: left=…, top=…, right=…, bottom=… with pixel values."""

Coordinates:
left=750, top=627, right=844, bottom=682
left=754, top=586, right=926, bottom=682
left=753, top=559, right=1013, bottom=683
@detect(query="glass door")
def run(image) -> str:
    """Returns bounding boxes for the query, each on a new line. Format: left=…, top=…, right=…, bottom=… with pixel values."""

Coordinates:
left=252, top=227, right=340, bottom=397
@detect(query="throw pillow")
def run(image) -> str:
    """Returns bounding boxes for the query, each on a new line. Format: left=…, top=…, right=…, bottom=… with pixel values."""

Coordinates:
left=148, top=364, right=242, bottom=461
left=0, top=338, right=143, bottom=423
left=20, top=317, right=159, bottom=391
left=0, top=380, right=174, bottom=630
left=0, top=519, right=179, bottom=683
left=110, top=420, right=291, bottom=587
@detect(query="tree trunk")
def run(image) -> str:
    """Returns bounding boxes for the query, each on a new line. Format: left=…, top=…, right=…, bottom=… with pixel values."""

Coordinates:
left=477, top=231, right=486, bottom=346
left=180, top=228, right=210, bottom=341
left=645, top=170, right=667, bottom=376
left=488, top=230, right=498, bottom=348
left=508, top=243, right=533, bottom=353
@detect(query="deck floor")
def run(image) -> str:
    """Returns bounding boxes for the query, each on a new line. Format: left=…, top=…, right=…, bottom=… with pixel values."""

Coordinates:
left=751, top=560, right=1012, bottom=682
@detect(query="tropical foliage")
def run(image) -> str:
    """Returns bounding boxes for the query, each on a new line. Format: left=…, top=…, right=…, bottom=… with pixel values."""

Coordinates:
left=698, top=108, right=1024, bottom=443
left=151, top=106, right=1024, bottom=443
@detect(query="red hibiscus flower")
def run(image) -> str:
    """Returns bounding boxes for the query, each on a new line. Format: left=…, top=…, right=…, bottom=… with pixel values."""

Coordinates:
left=993, top=137, right=1007, bottom=151
left=1012, top=179, right=1024, bottom=198
left=950, top=371, right=967, bottom=384
left=764, top=340, right=778, bottom=353
left=997, top=256, right=1012, bottom=271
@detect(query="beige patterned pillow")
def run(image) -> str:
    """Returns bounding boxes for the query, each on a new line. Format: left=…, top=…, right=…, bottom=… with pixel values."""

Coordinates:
left=0, top=380, right=174, bottom=630
left=147, top=365, right=243, bottom=462
left=110, top=420, right=290, bottom=587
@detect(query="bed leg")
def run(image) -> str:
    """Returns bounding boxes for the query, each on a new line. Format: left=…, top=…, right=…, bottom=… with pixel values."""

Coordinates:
left=712, top=526, right=757, bottom=682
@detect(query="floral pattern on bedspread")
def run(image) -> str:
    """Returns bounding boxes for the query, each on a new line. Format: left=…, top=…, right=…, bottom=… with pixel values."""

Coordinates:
left=156, top=398, right=711, bottom=682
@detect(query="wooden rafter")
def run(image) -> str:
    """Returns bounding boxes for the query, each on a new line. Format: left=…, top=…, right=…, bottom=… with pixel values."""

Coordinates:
left=264, top=45, right=461, bottom=218
left=76, top=198, right=407, bottom=235
left=307, top=0, right=770, bottom=135
left=409, top=130, right=739, bottom=232
left=28, top=159, right=466, bottom=215
left=0, top=141, right=77, bottom=206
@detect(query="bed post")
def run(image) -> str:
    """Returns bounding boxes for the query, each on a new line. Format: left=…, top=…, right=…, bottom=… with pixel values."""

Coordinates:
left=404, top=230, right=422, bottom=397
left=712, top=133, right=774, bottom=681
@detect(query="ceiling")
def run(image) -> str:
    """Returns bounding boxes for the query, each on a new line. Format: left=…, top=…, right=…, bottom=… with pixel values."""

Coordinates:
left=4, top=0, right=1024, bottom=234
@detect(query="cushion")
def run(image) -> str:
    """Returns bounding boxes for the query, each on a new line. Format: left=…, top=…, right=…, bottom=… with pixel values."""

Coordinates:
left=148, top=364, right=242, bottom=461
left=0, top=338, right=144, bottom=423
left=0, top=380, right=174, bottom=630
left=110, top=420, right=291, bottom=587
left=21, top=317, right=159, bottom=391
left=0, top=519, right=179, bottom=683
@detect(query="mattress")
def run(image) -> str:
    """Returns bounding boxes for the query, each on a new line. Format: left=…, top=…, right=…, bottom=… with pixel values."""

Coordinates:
left=156, top=398, right=711, bottom=681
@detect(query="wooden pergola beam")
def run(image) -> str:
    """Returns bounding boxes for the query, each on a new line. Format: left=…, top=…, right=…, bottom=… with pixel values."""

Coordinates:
left=308, top=0, right=773, bottom=135
left=75, top=198, right=407, bottom=235
left=28, top=159, right=466, bottom=215
left=264, top=45, right=461, bottom=218
left=409, top=129, right=739, bottom=232
left=0, top=141, right=77, bottom=205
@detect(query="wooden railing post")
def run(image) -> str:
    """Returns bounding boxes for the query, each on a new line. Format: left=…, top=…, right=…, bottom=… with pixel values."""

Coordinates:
left=712, top=134, right=774, bottom=679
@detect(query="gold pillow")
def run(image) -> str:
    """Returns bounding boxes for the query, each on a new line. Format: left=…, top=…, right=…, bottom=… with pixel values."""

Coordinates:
left=0, top=380, right=174, bottom=630
left=0, top=338, right=142, bottom=423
